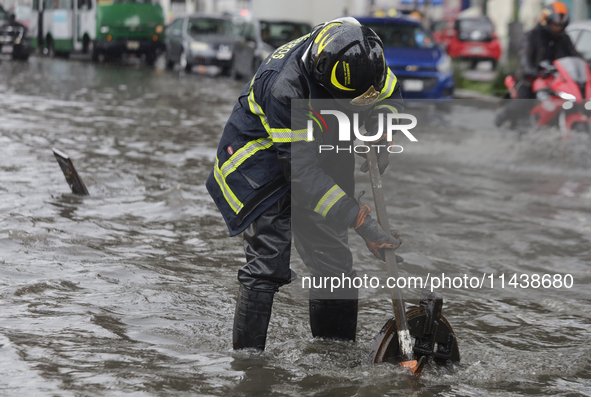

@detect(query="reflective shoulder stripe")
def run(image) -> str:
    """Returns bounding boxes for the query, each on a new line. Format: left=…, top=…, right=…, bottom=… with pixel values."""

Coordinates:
left=314, top=185, right=347, bottom=217
left=378, top=69, right=398, bottom=102
left=248, top=78, right=314, bottom=143
left=221, top=138, right=273, bottom=177
left=213, top=158, right=244, bottom=214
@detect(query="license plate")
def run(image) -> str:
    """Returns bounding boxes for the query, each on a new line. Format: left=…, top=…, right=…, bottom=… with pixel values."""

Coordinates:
left=469, top=46, right=484, bottom=54
left=216, top=50, right=232, bottom=60
left=1, top=45, right=13, bottom=54
left=127, top=41, right=140, bottom=50
left=403, top=79, right=424, bottom=92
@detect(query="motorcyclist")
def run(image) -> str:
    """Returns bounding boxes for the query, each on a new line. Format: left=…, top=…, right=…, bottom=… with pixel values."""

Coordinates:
left=495, top=1, right=580, bottom=127
left=205, top=17, right=404, bottom=351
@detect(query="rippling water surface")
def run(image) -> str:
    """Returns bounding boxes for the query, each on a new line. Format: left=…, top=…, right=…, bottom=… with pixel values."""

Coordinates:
left=0, top=57, right=590, bottom=396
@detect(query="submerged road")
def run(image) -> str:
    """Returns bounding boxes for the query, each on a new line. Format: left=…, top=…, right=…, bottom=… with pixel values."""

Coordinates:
left=0, top=56, right=590, bottom=396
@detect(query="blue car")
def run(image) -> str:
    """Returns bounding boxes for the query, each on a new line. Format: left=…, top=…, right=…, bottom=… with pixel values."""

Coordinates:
left=356, top=16, right=454, bottom=100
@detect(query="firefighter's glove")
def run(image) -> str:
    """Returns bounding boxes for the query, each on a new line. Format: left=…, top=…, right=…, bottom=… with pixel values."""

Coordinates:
left=353, top=205, right=402, bottom=262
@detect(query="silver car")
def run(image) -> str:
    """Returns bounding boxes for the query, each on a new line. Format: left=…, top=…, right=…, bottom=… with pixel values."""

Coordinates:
left=165, top=14, right=236, bottom=74
left=231, top=19, right=312, bottom=79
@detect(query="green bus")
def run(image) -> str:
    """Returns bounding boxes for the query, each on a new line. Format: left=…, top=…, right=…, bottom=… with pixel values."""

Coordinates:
left=30, top=0, right=165, bottom=64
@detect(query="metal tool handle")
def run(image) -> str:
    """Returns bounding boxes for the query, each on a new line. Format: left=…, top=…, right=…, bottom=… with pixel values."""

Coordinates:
left=366, top=146, right=416, bottom=367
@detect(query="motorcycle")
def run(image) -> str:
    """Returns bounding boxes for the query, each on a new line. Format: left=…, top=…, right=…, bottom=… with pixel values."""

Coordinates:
left=500, top=57, right=591, bottom=137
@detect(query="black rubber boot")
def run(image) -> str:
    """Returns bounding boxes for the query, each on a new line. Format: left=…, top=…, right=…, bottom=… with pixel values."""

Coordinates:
left=309, top=298, right=359, bottom=342
left=233, top=284, right=274, bottom=351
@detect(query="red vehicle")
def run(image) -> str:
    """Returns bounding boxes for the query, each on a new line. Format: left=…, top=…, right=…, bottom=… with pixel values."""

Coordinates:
left=446, top=16, right=501, bottom=69
left=503, top=57, right=591, bottom=136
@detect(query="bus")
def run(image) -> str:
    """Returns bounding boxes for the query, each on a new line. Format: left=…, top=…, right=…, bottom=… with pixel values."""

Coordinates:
left=30, top=0, right=165, bottom=64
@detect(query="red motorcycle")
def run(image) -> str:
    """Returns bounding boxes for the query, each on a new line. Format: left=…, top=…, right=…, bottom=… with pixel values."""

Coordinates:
left=502, top=57, right=591, bottom=136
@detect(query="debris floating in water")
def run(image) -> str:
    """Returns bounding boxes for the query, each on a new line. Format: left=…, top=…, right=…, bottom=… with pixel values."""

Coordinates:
left=52, top=148, right=90, bottom=196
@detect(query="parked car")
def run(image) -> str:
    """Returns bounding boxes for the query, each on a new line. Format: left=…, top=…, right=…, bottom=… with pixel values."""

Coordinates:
left=431, top=18, right=455, bottom=48
left=231, top=19, right=312, bottom=79
left=566, top=21, right=591, bottom=68
left=355, top=16, right=454, bottom=100
left=446, top=16, right=501, bottom=69
left=0, top=5, right=30, bottom=61
left=165, top=14, right=237, bottom=74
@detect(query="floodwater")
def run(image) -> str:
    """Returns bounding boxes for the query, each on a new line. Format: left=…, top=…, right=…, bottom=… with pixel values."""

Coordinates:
left=0, top=57, right=590, bottom=396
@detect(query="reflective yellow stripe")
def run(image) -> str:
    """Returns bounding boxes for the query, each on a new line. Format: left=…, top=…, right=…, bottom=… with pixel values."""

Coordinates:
left=378, top=69, right=398, bottom=102
left=221, top=138, right=273, bottom=177
left=248, top=79, right=314, bottom=142
left=322, top=190, right=346, bottom=217
left=314, top=185, right=346, bottom=217
left=214, top=158, right=243, bottom=214
left=270, top=129, right=309, bottom=142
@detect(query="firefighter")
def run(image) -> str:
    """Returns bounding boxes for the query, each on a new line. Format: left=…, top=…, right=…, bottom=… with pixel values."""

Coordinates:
left=495, top=1, right=579, bottom=127
left=206, top=17, right=404, bottom=351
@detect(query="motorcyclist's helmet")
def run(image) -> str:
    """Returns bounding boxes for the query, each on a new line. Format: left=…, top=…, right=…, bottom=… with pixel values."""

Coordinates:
left=306, top=18, right=387, bottom=110
left=541, top=2, right=570, bottom=29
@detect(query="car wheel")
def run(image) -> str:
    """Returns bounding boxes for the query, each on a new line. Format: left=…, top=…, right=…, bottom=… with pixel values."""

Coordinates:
left=220, top=65, right=232, bottom=77
left=165, top=54, right=175, bottom=70
left=145, top=51, right=158, bottom=67
left=91, top=48, right=99, bottom=62
left=82, top=35, right=90, bottom=54
left=12, top=53, right=29, bottom=61
left=230, top=58, right=243, bottom=80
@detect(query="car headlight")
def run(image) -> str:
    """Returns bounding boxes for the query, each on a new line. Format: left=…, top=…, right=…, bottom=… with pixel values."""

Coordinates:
left=437, top=54, right=452, bottom=74
left=556, top=91, right=576, bottom=101
left=155, top=25, right=163, bottom=34
left=190, top=41, right=208, bottom=52
left=100, top=26, right=110, bottom=34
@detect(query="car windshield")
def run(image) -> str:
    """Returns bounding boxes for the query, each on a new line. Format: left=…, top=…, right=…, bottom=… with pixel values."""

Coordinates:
left=188, top=18, right=234, bottom=36
left=458, top=18, right=494, bottom=33
left=15, top=6, right=31, bottom=19
left=362, top=22, right=436, bottom=49
left=259, top=21, right=311, bottom=48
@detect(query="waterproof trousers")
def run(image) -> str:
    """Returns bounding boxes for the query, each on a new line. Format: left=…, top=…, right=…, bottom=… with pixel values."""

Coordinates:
left=233, top=192, right=359, bottom=350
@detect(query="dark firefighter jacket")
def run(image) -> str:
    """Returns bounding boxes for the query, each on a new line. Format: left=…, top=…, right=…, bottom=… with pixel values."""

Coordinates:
left=520, top=23, right=580, bottom=79
left=206, top=25, right=403, bottom=236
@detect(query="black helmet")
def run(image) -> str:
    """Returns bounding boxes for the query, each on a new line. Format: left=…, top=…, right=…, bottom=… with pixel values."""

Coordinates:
left=542, top=2, right=570, bottom=28
left=306, top=18, right=386, bottom=109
